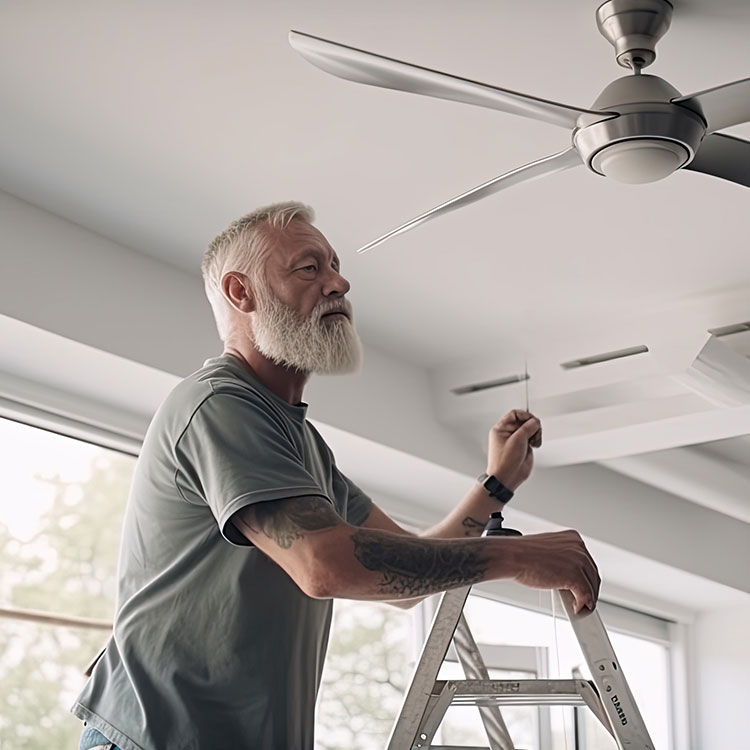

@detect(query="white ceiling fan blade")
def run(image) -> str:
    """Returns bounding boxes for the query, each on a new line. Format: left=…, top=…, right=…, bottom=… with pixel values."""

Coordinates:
left=356, top=147, right=582, bottom=255
left=672, top=77, right=750, bottom=133
left=289, top=30, right=613, bottom=130
left=683, top=133, right=750, bottom=188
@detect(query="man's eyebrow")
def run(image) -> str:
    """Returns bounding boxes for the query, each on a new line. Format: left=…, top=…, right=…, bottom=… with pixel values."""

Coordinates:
left=288, top=249, right=340, bottom=268
left=288, top=249, right=319, bottom=266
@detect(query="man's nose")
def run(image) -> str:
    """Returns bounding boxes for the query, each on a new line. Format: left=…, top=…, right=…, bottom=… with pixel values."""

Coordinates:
left=323, top=267, right=351, bottom=297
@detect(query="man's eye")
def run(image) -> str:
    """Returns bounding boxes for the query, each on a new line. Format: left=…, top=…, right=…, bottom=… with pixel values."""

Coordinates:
left=299, top=265, right=317, bottom=273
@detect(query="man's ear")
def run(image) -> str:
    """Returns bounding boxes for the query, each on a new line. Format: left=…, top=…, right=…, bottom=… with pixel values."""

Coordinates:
left=221, top=272, right=256, bottom=314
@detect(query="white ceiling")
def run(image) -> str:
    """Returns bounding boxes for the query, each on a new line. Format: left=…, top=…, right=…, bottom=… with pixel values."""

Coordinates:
left=1, top=2, right=749, bottom=546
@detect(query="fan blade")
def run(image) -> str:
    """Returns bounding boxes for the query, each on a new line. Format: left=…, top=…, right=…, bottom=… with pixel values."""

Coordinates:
left=673, top=77, right=750, bottom=133
left=289, top=30, right=613, bottom=130
left=356, top=147, right=582, bottom=254
left=683, top=133, right=750, bottom=188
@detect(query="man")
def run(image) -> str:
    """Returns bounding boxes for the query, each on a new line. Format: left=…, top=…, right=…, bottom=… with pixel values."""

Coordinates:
left=73, top=202, right=599, bottom=750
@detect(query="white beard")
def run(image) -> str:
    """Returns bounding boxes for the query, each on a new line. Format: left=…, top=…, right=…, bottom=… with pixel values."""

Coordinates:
left=252, top=289, right=363, bottom=375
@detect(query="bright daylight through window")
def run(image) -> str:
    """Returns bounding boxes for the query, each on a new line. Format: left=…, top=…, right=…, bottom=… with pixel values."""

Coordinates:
left=0, top=416, right=674, bottom=749
left=0, top=417, right=135, bottom=748
left=316, top=594, right=673, bottom=750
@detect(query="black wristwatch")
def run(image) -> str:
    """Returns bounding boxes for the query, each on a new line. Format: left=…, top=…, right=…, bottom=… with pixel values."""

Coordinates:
left=477, top=473, right=514, bottom=504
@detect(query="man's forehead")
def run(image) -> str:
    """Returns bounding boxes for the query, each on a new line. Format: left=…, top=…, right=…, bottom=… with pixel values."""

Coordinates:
left=274, top=220, right=338, bottom=261
left=286, top=219, right=326, bottom=242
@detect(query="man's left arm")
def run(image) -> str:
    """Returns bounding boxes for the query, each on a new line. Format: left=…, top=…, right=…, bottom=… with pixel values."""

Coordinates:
left=360, top=410, right=542, bottom=541
left=358, top=409, right=541, bottom=607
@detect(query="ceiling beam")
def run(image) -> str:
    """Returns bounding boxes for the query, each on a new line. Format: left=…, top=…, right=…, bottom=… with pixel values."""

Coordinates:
left=603, top=446, right=750, bottom=524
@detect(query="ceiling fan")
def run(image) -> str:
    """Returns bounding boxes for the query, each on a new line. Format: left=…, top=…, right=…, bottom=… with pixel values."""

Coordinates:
left=289, top=0, right=750, bottom=254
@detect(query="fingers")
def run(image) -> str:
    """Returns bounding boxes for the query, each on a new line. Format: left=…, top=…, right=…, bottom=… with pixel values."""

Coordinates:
left=511, top=416, right=543, bottom=448
left=568, top=585, right=594, bottom=615
left=553, top=531, right=599, bottom=614
left=572, top=542, right=600, bottom=614
left=571, top=572, right=598, bottom=614
left=493, top=410, right=543, bottom=448
left=494, top=409, right=532, bottom=430
left=512, top=531, right=601, bottom=614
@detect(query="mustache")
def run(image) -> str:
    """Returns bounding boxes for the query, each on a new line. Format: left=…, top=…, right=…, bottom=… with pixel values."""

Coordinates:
left=313, top=298, right=353, bottom=321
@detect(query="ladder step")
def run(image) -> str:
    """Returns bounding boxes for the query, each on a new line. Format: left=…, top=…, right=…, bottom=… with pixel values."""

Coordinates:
left=432, top=678, right=600, bottom=707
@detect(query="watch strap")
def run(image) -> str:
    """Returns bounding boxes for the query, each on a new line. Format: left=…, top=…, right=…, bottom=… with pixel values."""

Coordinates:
left=477, top=473, right=514, bottom=503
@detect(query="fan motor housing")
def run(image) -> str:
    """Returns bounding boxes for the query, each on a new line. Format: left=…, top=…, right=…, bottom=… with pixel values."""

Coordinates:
left=596, top=0, right=674, bottom=71
left=573, top=75, right=707, bottom=180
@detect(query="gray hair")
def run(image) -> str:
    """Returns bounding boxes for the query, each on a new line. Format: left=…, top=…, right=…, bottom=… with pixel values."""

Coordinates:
left=202, top=201, right=315, bottom=341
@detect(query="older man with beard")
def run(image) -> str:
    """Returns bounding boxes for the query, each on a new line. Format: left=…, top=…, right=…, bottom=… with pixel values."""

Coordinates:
left=72, top=202, right=599, bottom=750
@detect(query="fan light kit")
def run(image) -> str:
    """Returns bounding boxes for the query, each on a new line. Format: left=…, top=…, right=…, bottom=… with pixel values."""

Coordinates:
left=290, top=0, right=750, bottom=253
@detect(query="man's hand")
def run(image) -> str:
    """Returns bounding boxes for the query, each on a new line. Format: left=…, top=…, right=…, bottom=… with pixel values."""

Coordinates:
left=486, top=410, right=542, bottom=491
left=504, top=530, right=600, bottom=614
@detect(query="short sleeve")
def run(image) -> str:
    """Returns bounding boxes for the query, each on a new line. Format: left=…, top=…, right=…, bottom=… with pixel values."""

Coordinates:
left=338, top=471, right=374, bottom=527
left=175, top=393, right=330, bottom=546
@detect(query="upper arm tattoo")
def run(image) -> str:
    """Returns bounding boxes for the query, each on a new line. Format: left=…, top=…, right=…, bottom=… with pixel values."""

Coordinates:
left=244, top=496, right=340, bottom=549
left=352, top=529, right=489, bottom=598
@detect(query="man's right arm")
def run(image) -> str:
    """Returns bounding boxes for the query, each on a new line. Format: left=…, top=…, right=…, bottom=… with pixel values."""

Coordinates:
left=231, top=496, right=600, bottom=613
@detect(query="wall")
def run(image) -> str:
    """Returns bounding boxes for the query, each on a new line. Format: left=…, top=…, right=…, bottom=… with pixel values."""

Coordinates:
left=0, top=189, right=477, bottom=474
left=693, top=602, right=750, bottom=749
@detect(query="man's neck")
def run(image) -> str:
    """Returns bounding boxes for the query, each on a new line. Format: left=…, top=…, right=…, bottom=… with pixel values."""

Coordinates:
left=223, top=344, right=310, bottom=405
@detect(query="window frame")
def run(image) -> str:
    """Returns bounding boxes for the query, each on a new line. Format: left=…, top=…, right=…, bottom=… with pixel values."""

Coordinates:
left=0, top=397, right=691, bottom=748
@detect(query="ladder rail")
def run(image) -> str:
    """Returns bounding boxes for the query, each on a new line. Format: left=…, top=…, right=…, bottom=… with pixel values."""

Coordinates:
left=558, top=590, right=655, bottom=750
left=386, top=586, right=656, bottom=749
left=385, top=513, right=656, bottom=749
left=386, top=586, right=472, bottom=750
left=453, top=613, right=515, bottom=750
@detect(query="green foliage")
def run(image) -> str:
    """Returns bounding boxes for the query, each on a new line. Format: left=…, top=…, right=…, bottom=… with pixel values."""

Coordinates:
left=0, top=452, right=134, bottom=749
left=0, top=442, right=420, bottom=749
left=315, top=601, right=412, bottom=750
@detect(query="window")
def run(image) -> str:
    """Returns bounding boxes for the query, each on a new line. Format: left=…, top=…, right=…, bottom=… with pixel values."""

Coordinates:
left=0, top=415, right=677, bottom=749
left=453, top=593, right=672, bottom=749
left=317, top=591, right=674, bottom=750
left=315, top=600, right=416, bottom=750
left=0, top=417, right=136, bottom=748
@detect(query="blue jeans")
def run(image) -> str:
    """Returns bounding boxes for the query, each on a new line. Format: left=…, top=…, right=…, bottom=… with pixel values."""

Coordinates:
left=79, top=726, right=121, bottom=750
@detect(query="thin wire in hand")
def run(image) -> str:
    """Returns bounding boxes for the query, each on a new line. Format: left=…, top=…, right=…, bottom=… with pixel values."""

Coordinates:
left=524, top=359, right=529, bottom=413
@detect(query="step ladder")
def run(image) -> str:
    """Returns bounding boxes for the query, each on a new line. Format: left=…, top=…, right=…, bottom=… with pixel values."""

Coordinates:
left=385, top=514, right=656, bottom=750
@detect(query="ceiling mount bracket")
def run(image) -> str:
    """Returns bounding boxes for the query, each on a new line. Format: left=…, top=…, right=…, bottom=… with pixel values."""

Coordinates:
left=596, top=0, right=673, bottom=71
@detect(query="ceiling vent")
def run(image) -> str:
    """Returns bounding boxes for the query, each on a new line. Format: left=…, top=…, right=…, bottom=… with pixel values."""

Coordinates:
left=561, top=345, right=648, bottom=370
left=451, top=372, right=529, bottom=396
left=708, top=321, right=750, bottom=337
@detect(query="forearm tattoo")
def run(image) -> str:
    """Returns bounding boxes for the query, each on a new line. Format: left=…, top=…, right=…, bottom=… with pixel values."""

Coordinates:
left=352, top=529, right=489, bottom=597
left=461, top=516, right=486, bottom=536
left=249, top=496, right=339, bottom=549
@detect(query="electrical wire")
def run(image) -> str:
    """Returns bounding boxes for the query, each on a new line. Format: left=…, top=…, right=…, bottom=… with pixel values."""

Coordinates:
left=524, top=359, right=529, bottom=413
left=551, top=590, right=571, bottom=750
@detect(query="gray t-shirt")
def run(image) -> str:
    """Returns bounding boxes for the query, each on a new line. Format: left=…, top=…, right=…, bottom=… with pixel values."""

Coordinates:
left=71, top=355, right=373, bottom=750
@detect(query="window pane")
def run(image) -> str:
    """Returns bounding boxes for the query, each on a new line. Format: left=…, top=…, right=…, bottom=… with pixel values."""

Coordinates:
left=0, top=417, right=135, bottom=620
left=609, top=631, right=671, bottom=747
left=315, top=600, right=414, bottom=750
left=461, top=593, right=672, bottom=749
left=437, top=661, right=538, bottom=748
left=0, top=417, right=136, bottom=745
left=315, top=593, right=673, bottom=749
left=0, top=618, right=107, bottom=748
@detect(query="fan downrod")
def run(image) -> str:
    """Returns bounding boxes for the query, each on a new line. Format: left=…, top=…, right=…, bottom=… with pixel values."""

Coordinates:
left=596, top=0, right=673, bottom=72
